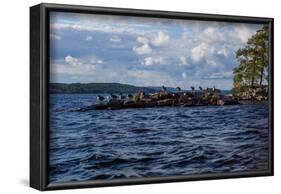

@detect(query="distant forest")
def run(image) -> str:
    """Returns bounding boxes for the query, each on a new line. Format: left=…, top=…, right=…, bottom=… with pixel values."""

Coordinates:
left=49, top=83, right=159, bottom=94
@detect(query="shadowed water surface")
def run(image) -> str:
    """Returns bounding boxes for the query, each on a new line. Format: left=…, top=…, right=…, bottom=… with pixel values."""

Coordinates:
left=49, top=94, right=269, bottom=183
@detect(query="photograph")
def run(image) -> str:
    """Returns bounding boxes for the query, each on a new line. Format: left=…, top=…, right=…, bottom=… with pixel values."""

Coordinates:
left=49, top=11, right=270, bottom=183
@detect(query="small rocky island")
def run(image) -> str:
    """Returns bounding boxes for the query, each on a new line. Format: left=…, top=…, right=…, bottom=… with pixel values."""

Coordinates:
left=77, top=85, right=268, bottom=111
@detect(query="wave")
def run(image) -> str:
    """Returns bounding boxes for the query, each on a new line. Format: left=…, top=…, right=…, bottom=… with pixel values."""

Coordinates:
left=49, top=94, right=269, bottom=183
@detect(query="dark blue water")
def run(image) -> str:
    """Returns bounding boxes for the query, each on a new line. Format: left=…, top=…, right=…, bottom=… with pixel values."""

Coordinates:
left=49, top=94, right=269, bottom=183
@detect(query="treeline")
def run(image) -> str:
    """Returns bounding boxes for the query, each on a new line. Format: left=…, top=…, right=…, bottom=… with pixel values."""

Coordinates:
left=49, top=83, right=158, bottom=94
left=233, top=25, right=269, bottom=92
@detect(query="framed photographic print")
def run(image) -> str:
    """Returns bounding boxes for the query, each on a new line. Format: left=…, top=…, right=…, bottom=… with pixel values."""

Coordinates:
left=30, top=3, right=274, bottom=191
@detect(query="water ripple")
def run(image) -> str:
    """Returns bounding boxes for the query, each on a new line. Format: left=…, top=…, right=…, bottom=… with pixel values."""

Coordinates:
left=49, top=94, right=269, bottom=183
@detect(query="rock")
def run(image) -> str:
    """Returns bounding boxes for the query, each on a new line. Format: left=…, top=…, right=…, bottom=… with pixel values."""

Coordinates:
left=217, top=99, right=225, bottom=106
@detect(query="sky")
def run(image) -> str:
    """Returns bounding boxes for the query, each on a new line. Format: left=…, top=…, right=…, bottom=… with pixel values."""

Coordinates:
left=49, top=11, right=262, bottom=90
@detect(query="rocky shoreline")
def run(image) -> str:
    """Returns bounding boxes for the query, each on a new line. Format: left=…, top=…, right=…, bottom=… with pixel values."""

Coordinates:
left=75, top=86, right=268, bottom=111
left=233, top=86, right=268, bottom=101
left=74, top=85, right=269, bottom=111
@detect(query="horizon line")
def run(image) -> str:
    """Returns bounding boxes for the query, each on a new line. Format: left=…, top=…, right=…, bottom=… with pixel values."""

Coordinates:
left=49, top=82, right=233, bottom=90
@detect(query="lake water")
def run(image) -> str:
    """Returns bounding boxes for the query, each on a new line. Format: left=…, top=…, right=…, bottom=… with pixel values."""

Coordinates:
left=49, top=93, right=269, bottom=183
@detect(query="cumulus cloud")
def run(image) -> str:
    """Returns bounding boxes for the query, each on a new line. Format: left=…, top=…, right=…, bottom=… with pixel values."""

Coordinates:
left=50, top=12, right=263, bottom=89
left=137, top=36, right=149, bottom=44
left=133, top=31, right=170, bottom=55
left=133, top=43, right=152, bottom=55
left=151, top=31, right=170, bottom=46
left=179, top=56, right=188, bottom=65
left=201, top=27, right=223, bottom=43
left=133, top=35, right=153, bottom=55
left=50, top=55, right=103, bottom=76
left=142, top=56, right=164, bottom=66
left=65, top=55, right=79, bottom=65
left=234, top=24, right=256, bottom=43
left=204, top=27, right=216, bottom=36
left=191, top=43, right=214, bottom=62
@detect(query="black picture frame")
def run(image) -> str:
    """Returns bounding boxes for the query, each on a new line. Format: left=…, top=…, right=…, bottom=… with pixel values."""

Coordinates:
left=30, top=3, right=274, bottom=191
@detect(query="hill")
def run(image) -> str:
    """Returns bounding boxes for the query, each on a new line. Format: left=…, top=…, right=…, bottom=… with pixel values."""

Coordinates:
left=49, top=83, right=159, bottom=94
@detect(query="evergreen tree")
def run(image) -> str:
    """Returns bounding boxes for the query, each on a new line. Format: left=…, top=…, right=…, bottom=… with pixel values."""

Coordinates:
left=233, top=25, right=269, bottom=90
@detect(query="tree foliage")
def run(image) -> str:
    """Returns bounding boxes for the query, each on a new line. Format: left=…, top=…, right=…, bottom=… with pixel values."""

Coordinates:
left=233, top=25, right=269, bottom=90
